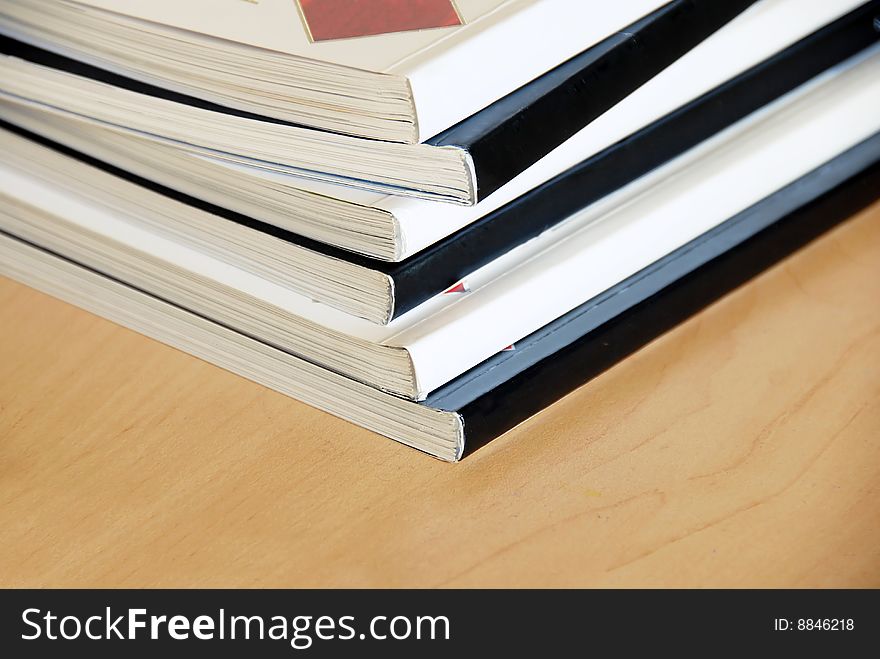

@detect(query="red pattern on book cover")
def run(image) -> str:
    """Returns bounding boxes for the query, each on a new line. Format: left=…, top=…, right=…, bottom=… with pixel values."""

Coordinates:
left=443, top=281, right=469, bottom=295
left=297, top=0, right=462, bottom=42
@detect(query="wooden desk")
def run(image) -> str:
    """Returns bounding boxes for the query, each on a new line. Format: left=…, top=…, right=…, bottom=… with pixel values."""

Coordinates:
left=1, top=202, right=878, bottom=588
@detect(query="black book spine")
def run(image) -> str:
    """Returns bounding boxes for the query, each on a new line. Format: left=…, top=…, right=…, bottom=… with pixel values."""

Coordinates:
left=430, top=0, right=760, bottom=200
left=388, top=1, right=880, bottom=320
left=447, top=135, right=880, bottom=458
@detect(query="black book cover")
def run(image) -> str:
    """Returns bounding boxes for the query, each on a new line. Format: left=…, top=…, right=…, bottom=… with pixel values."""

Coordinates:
left=440, top=132, right=880, bottom=457
left=429, top=0, right=759, bottom=199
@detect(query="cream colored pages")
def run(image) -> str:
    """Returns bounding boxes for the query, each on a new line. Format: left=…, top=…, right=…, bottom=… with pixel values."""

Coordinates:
left=67, top=0, right=511, bottom=70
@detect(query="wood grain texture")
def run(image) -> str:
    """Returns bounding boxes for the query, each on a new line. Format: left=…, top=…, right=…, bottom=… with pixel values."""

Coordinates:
left=0, top=201, right=878, bottom=588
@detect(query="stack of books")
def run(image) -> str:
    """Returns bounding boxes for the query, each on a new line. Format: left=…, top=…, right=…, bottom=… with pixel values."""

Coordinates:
left=1, top=0, right=879, bottom=461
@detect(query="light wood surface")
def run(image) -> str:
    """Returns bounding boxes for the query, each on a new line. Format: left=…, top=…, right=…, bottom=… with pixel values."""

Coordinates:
left=1, top=201, right=878, bottom=588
